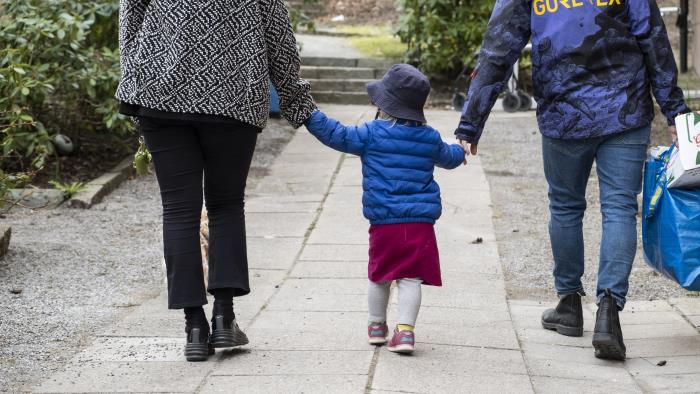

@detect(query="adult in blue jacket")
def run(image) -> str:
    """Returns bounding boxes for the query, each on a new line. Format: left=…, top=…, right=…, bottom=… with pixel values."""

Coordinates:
left=456, top=0, right=690, bottom=360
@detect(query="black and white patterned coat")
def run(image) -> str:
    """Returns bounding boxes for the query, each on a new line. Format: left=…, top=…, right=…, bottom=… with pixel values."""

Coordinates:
left=116, top=0, right=316, bottom=128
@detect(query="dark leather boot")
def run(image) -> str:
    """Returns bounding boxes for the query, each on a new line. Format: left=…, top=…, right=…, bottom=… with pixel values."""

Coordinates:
left=541, top=292, right=584, bottom=337
left=184, top=325, right=214, bottom=362
left=592, top=289, right=626, bottom=361
left=210, top=315, right=249, bottom=348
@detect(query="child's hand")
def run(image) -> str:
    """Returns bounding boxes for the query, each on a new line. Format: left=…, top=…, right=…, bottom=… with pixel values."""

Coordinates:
left=459, top=142, right=468, bottom=165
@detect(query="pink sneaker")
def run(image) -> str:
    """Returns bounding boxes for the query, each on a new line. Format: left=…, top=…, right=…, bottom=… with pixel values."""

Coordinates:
left=368, top=322, right=389, bottom=345
left=387, top=329, right=415, bottom=354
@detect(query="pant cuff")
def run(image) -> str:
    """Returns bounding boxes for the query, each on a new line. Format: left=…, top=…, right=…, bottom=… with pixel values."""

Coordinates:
left=556, top=288, right=586, bottom=297
left=207, top=282, right=250, bottom=297
left=596, top=293, right=626, bottom=310
left=169, top=299, right=209, bottom=310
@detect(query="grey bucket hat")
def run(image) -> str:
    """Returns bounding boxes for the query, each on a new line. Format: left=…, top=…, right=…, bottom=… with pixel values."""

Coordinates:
left=366, top=64, right=431, bottom=123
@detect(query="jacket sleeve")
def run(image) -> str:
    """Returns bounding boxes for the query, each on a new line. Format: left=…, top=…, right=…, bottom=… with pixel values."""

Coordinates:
left=435, top=142, right=466, bottom=170
left=305, top=111, right=370, bottom=156
left=260, top=0, right=318, bottom=128
left=455, top=0, right=531, bottom=143
left=627, top=0, right=690, bottom=126
left=118, top=0, right=150, bottom=86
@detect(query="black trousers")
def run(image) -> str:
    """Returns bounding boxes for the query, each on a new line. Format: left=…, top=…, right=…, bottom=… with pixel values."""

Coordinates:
left=140, top=117, right=258, bottom=309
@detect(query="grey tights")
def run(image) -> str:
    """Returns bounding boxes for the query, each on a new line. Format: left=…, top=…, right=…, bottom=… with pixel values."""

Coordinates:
left=368, top=278, right=422, bottom=326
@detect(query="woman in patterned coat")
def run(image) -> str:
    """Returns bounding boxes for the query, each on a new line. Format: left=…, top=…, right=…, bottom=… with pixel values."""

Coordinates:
left=116, top=0, right=317, bottom=361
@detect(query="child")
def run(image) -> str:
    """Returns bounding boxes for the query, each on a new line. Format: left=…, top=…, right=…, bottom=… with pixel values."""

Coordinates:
left=305, top=64, right=466, bottom=354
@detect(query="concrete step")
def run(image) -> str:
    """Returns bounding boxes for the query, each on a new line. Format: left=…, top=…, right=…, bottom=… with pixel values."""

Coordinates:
left=301, top=66, right=382, bottom=80
left=306, top=79, right=372, bottom=92
left=301, top=56, right=396, bottom=69
left=312, top=91, right=370, bottom=105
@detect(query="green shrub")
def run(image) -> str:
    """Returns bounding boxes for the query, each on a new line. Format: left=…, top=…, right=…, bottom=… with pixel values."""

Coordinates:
left=396, top=0, right=494, bottom=77
left=287, top=0, right=319, bottom=32
left=0, top=0, right=130, bottom=204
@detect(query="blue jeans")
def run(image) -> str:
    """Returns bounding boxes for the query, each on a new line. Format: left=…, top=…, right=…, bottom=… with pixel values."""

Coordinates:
left=542, top=125, right=650, bottom=310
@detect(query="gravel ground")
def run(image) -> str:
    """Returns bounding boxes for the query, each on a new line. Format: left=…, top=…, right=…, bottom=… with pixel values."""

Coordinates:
left=478, top=112, right=687, bottom=304
left=0, top=119, right=295, bottom=392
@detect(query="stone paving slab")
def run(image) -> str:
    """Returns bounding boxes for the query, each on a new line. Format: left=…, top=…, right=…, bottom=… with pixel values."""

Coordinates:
left=210, top=349, right=374, bottom=376
left=420, top=286, right=509, bottom=311
left=529, top=376, right=642, bottom=394
left=512, top=295, right=700, bottom=393
left=371, top=345, right=531, bottom=394
left=246, top=212, right=318, bottom=237
left=245, top=199, right=319, bottom=213
left=634, top=374, right=700, bottom=393
left=35, top=361, right=213, bottom=393
left=247, top=310, right=368, bottom=351
left=626, top=355, right=700, bottom=375
left=671, top=297, right=700, bottom=316
left=200, top=375, right=368, bottom=394
left=525, top=356, right=637, bottom=383
left=265, top=278, right=368, bottom=312
left=625, top=336, right=700, bottom=358
left=247, top=237, right=304, bottom=271
left=290, top=260, right=367, bottom=278
left=300, top=243, right=369, bottom=261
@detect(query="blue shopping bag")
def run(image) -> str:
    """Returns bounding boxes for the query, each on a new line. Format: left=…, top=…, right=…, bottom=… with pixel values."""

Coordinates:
left=642, top=145, right=700, bottom=290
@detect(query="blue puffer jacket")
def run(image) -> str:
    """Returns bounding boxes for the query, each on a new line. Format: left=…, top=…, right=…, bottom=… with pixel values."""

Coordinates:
left=306, top=111, right=465, bottom=225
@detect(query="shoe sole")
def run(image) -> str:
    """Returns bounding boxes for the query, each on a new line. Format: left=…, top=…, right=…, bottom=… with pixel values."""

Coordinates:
left=185, top=343, right=215, bottom=362
left=592, top=333, right=626, bottom=361
left=210, top=328, right=250, bottom=348
left=369, top=337, right=387, bottom=345
left=541, top=319, right=583, bottom=337
left=387, top=344, right=414, bottom=354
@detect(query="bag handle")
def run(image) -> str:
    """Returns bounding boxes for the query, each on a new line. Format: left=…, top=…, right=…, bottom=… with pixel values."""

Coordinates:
left=647, top=144, right=675, bottom=218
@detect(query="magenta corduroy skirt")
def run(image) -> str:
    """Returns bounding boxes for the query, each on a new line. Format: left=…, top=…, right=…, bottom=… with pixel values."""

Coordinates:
left=368, top=222, right=442, bottom=286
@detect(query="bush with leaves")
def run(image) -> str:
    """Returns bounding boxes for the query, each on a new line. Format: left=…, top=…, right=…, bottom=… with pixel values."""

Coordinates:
left=0, top=0, right=130, bottom=205
left=395, top=0, right=494, bottom=78
left=286, top=0, right=319, bottom=33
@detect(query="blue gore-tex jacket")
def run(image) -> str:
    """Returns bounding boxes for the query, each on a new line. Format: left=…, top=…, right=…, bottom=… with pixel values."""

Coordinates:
left=306, top=111, right=466, bottom=225
left=456, top=0, right=690, bottom=143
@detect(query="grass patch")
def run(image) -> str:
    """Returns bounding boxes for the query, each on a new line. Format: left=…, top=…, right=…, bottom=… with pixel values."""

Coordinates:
left=338, top=25, right=406, bottom=59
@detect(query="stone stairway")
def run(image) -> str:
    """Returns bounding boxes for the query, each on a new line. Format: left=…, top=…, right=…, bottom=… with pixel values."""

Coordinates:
left=301, top=56, right=394, bottom=105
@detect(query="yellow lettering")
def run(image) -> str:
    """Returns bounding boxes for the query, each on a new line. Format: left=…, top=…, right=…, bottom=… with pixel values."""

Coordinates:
left=596, top=0, right=607, bottom=6
left=546, top=0, right=559, bottom=13
left=533, top=0, right=546, bottom=15
left=609, top=0, right=621, bottom=5
left=560, top=0, right=571, bottom=8
left=572, top=0, right=583, bottom=7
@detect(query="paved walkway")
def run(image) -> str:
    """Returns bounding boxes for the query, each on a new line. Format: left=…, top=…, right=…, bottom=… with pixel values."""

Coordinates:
left=34, top=107, right=700, bottom=393
left=297, top=34, right=362, bottom=58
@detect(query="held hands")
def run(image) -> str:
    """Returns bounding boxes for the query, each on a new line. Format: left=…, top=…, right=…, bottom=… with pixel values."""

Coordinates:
left=457, top=140, right=477, bottom=166
left=460, top=140, right=478, bottom=166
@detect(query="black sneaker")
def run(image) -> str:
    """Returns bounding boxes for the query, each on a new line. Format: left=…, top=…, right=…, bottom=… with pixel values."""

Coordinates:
left=210, top=315, right=249, bottom=348
left=541, top=292, right=584, bottom=337
left=592, top=289, right=626, bottom=361
left=184, top=325, right=215, bottom=362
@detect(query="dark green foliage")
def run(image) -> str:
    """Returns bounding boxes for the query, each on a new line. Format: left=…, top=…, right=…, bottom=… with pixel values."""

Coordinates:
left=396, top=0, right=494, bottom=77
left=287, top=0, right=319, bottom=32
left=0, top=0, right=131, bottom=203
